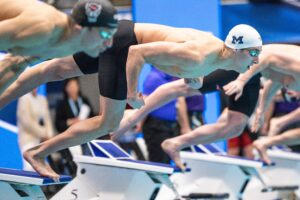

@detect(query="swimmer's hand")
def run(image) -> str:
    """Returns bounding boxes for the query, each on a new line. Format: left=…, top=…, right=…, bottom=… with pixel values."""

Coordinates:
left=127, top=92, right=145, bottom=109
left=223, top=79, right=246, bottom=101
left=184, top=77, right=203, bottom=89
left=251, top=109, right=264, bottom=133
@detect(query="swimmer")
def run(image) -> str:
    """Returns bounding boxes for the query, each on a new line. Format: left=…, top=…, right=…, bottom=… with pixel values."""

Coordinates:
left=223, top=44, right=300, bottom=134
left=126, top=24, right=262, bottom=109
left=0, top=0, right=117, bottom=94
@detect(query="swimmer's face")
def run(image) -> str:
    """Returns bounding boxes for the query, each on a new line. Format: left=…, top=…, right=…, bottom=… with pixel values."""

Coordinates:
left=243, top=47, right=262, bottom=65
left=235, top=46, right=262, bottom=71
left=97, top=27, right=117, bottom=50
left=84, top=27, right=117, bottom=57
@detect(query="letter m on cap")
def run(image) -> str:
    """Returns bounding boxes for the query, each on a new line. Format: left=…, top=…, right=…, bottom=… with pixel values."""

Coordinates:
left=232, top=36, right=243, bottom=44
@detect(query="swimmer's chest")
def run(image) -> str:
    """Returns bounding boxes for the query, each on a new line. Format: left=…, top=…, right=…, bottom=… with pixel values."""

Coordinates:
left=155, top=62, right=212, bottom=78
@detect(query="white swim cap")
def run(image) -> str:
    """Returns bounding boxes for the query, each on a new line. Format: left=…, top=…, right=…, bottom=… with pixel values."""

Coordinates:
left=225, top=24, right=262, bottom=49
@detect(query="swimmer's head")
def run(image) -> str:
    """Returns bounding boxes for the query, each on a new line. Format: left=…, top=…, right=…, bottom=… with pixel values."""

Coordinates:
left=225, top=24, right=262, bottom=50
left=224, top=24, right=262, bottom=70
left=71, top=0, right=118, bottom=29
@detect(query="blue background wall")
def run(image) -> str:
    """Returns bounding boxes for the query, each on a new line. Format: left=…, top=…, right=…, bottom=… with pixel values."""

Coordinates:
left=0, top=122, right=22, bottom=169
left=222, top=2, right=300, bottom=43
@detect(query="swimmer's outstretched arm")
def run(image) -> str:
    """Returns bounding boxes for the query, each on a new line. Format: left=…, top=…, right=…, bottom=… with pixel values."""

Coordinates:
left=126, top=41, right=201, bottom=108
left=251, top=79, right=282, bottom=132
left=0, top=56, right=82, bottom=109
left=0, top=54, right=38, bottom=95
left=223, top=60, right=270, bottom=100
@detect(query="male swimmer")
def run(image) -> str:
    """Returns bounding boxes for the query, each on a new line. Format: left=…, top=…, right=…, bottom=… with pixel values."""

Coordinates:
left=0, top=22, right=262, bottom=177
left=126, top=24, right=262, bottom=109
left=0, top=0, right=117, bottom=94
left=224, top=44, right=300, bottom=132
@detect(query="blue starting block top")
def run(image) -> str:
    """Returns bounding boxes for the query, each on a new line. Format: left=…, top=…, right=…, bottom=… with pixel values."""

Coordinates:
left=0, top=168, right=71, bottom=186
left=191, top=144, right=226, bottom=155
left=89, top=140, right=132, bottom=159
left=84, top=140, right=176, bottom=174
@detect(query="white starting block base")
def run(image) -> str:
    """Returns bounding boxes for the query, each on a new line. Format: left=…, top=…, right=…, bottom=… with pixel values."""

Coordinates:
left=263, top=148, right=300, bottom=186
left=157, top=144, right=298, bottom=200
left=253, top=148, right=300, bottom=198
left=157, top=151, right=261, bottom=200
left=52, top=156, right=168, bottom=200
left=0, top=167, right=71, bottom=200
left=52, top=140, right=176, bottom=200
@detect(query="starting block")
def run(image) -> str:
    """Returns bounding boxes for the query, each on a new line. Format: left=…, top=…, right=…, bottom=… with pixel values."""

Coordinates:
left=52, top=140, right=178, bottom=200
left=159, top=144, right=300, bottom=200
left=157, top=143, right=298, bottom=200
left=254, top=146, right=300, bottom=198
left=0, top=167, right=71, bottom=200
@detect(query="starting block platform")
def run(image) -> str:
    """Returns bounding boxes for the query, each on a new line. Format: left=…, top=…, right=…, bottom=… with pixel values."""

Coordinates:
left=254, top=146, right=300, bottom=198
left=0, top=167, right=71, bottom=200
left=52, top=140, right=179, bottom=200
left=157, top=143, right=264, bottom=200
left=157, top=143, right=298, bottom=200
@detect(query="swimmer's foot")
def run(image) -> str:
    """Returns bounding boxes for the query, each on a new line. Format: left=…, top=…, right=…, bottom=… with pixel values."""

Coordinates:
left=253, top=139, right=272, bottom=165
left=162, top=139, right=185, bottom=171
left=24, top=149, right=60, bottom=182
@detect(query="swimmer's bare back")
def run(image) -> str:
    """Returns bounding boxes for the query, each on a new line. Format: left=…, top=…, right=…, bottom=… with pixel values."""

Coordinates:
left=0, top=0, right=68, bottom=54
